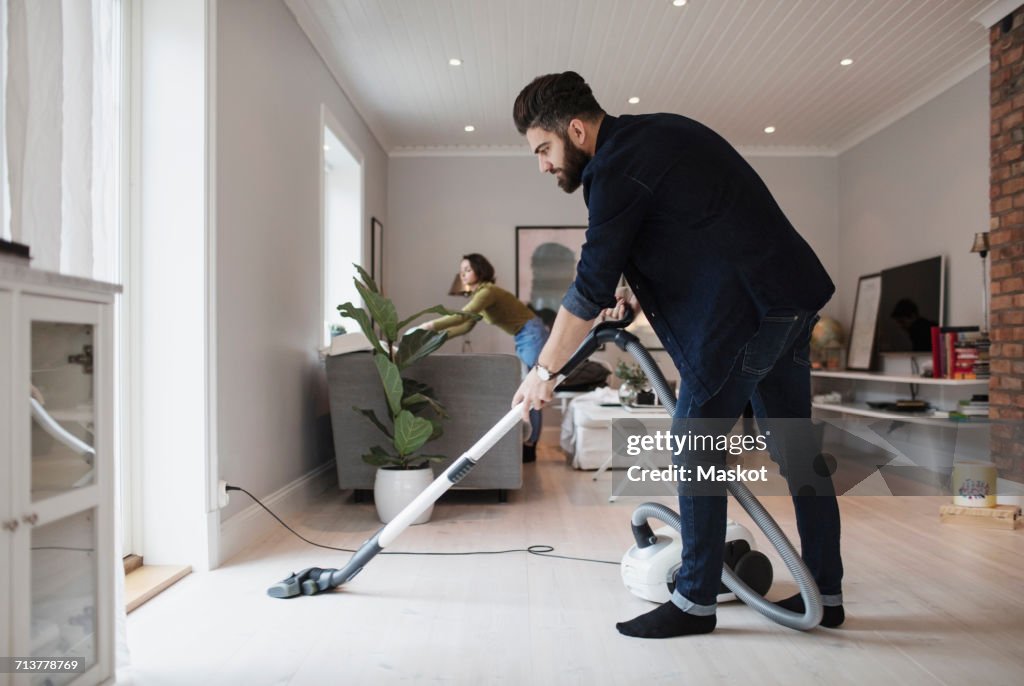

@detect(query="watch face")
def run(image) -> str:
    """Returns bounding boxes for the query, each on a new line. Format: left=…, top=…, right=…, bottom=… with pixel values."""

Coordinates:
left=536, top=365, right=551, bottom=381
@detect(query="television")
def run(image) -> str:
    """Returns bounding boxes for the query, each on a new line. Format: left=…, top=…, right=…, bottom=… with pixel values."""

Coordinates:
left=875, top=256, right=945, bottom=353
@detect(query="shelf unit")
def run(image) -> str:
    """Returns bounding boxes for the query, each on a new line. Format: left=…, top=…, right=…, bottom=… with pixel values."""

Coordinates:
left=810, top=370, right=989, bottom=423
left=1, top=264, right=120, bottom=686
left=811, top=370, right=987, bottom=386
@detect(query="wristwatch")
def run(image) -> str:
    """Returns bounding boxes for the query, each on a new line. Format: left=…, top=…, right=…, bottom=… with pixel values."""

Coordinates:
left=534, top=363, right=555, bottom=381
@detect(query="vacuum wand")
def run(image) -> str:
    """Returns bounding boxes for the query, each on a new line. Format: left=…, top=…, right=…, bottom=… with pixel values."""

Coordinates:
left=267, top=314, right=626, bottom=599
left=268, top=402, right=533, bottom=598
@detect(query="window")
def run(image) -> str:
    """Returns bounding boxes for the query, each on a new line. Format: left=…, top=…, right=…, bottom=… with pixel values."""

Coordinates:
left=321, top=108, right=364, bottom=347
left=0, top=0, right=121, bottom=281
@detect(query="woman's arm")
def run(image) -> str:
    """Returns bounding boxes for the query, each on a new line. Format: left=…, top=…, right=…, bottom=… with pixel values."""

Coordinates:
left=424, top=286, right=494, bottom=337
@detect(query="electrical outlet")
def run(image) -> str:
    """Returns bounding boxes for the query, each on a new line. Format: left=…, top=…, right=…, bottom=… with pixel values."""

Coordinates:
left=217, top=479, right=230, bottom=508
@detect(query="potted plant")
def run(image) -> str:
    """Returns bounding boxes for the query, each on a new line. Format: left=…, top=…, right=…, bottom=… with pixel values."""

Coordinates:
left=614, top=361, right=654, bottom=407
left=338, top=266, right=478, bottom=524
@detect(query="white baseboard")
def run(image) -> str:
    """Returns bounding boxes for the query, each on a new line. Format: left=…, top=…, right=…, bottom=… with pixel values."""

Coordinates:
left=216, top=461, right=336, bottom=567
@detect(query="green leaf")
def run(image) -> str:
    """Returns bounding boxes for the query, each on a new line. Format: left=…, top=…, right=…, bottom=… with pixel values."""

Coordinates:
left=362, top=445, right=397, bottom=467
left=336, top=302, right=387, bottom=356
left=352, top=406, right=392, bottom=439
left=355, top=280, right=399, bottom=342
left=393, top=410, right=434, bottom=456
left=395, top=329, right=448, bottom=370
left=427, top=417, right=444, bottom=441
left=353, top=264, right=379, bottom=295
left=374, top=355, right=404, bottom=417
left=397, top=305, right=479, bottom=333
left=402, top=393, right=448, bottom=420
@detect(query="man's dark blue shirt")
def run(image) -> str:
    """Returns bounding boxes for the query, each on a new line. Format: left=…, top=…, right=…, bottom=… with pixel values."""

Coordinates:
left=561, top=113, right=835, bottom=405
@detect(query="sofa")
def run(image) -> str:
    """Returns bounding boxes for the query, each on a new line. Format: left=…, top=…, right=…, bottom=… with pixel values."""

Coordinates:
left=325, top=351, right=523, bottom=496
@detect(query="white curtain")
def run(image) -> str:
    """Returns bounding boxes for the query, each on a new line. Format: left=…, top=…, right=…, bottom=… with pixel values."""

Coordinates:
left=3, top=0, right=117, bottom=281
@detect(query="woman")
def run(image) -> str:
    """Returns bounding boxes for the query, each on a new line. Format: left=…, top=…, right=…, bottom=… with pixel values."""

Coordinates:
left=423, top=253, right=549, bottom=462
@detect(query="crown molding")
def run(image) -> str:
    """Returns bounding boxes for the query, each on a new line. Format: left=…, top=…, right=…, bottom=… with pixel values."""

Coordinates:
left=973, top=0, right=1024, bottom=28
left=736, top=146, right=837, bottom=158
left=283, top=0, right=393, bottom=152
left=833, top=49, right=989, bottom=155
left=389, top=145, right=531, bottom=158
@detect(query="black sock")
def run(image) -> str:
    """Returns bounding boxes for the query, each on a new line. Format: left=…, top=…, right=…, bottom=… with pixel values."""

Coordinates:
left=775, top=593, right=845, bottom=628
left=616, top=601, right=716, bottom=638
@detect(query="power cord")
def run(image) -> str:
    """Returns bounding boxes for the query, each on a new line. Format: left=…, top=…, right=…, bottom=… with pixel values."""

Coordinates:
left=226, top=485, right=618, bottom=566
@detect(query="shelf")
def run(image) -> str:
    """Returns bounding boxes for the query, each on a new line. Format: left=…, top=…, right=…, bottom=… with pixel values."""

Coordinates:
left=811, top=401, right=988, bottom=424
left=811, top=370, right=989, bottom=386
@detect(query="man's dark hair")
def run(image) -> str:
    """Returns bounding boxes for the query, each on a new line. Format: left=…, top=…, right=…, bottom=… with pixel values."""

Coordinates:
left=513, top=71, right=605, bottom=135
left=462, top=253, right=496, bottom=283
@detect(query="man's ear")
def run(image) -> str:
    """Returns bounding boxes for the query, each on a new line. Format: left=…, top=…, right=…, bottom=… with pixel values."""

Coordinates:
left=567, top=118, right=587, bottom=146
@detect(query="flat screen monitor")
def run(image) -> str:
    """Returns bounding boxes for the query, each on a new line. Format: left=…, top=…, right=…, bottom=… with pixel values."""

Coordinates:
left=876, top=256, right=945, bottom=353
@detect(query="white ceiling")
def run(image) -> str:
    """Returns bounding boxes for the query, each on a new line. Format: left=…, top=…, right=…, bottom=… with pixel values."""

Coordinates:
left=285, top=0, right=996, bottom=156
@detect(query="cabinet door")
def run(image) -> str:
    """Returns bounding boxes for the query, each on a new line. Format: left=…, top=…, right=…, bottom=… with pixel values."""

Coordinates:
left=12, top=295, right=113, bottom=686
left=1, top=291, right=12, bottom=686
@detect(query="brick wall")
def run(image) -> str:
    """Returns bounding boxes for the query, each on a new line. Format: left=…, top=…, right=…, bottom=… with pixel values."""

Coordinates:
left=989, top=7, right=1024, bottom=480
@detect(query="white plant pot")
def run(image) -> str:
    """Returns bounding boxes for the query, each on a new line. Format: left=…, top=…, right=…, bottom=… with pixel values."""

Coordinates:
left=374, top=466, right=435, bottom=524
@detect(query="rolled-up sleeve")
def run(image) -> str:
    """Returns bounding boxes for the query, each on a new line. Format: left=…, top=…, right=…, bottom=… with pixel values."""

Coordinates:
left=562, top=170, right=652, bottom=320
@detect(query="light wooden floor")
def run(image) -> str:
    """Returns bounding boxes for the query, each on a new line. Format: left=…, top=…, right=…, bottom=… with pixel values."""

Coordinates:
left=120, top=444, right=1024, bottom=685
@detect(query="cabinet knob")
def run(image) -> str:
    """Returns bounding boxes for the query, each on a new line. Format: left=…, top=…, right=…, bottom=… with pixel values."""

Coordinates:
left=1, top=519, right=18, bottom=532
left=22, top=513, right=39, bottom=526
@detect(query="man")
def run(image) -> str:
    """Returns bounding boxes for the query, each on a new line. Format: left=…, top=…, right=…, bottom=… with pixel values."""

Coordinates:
left=511, top=72, right=844, bottom=638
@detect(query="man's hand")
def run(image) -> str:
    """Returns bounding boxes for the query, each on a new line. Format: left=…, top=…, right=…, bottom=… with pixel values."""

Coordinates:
left=513, top=367, right=558, bottom=422
left=599, top=289, right=640, bottom=323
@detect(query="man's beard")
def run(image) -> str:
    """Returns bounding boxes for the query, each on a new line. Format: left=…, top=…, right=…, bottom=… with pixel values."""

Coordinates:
left=556, top=134, right=591, bottom=193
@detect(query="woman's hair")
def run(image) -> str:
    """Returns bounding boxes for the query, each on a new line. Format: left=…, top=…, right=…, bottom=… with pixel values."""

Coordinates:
left=513, top=71, right=605, bottom=135
left=462, top=253, right=495, bottom=283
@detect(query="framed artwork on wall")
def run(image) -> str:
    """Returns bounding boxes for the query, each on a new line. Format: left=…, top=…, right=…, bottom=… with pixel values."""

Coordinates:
left=370, top=217, right=384, bottom=292
left=515, top=226, right=587, bottom=327
left=847, top=273, right=883, bottom=370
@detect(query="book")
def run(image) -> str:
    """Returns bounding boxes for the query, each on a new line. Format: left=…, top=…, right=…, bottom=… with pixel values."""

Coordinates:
left=0, top=238, right=31, bottom=268
left=0, top=238, right=30, bottom=258
left=931, top=326, right=982, bottom=379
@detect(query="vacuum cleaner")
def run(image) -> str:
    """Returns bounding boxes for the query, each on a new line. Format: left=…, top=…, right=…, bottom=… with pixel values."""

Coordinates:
left=621, top=516, right=773, bottom=605
left=268, top=314, right=824, bottom=631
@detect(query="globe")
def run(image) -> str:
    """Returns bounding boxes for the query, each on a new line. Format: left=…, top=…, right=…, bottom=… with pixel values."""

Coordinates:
left=811, top=317, right=844, bottom=353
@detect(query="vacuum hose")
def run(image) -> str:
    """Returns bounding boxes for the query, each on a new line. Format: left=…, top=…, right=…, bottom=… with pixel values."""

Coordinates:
left=621, top=337, right=823, bottom=631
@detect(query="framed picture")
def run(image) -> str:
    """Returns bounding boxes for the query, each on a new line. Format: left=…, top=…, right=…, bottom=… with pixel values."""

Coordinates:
left=515, top=226, right=587, bottom=327
left=847, top=273, right=883, bottom=370
left=370, top=217, right=384, bottom=292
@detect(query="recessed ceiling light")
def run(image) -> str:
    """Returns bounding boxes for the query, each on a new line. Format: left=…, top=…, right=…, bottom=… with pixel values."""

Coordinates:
left=628, top=96, right=640, bottom=104
left=323, top=145, right=330, bottom=151
left=840, top=58, right=853, bottom=66
left=449, top=58, right=462, bottom=66
left=764, top=126, right=776, bottom=134
left=464, top=125, right=475, bottom=132
left=672, top=0, right=687, bottom=6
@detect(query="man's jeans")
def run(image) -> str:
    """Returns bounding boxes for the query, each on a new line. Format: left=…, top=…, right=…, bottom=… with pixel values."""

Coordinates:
left=670, top=309, right=844, bottom=615
left=514, top=317, right=549, bottom=445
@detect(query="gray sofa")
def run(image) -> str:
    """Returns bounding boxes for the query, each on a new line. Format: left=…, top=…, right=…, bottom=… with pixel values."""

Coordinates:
left=325, top=351, right=523, bottom=495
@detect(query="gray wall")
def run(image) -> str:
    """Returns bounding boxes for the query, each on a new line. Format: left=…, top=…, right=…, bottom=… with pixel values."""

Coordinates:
left=215, top=0, right=388, bottom=518
left=387, top=153, right=840, bottom=358
left=836, top=67, right=989, bottom=330
left=387, top=155, right=584, bottom=357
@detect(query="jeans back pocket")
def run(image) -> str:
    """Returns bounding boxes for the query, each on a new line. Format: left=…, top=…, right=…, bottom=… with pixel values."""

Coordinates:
left=741, top=314, right=799, bottom=376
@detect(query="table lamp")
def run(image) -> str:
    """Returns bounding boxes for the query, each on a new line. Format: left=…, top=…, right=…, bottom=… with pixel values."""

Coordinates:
left=970, top=232, right=990, bottom=333
left=447, top=273, right=471, bottom=297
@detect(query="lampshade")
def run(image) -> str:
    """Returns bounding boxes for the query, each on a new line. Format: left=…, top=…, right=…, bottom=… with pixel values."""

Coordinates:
left=447, top=273, right=472, bottom=297
left=970, top=232, right=990, bottom=255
